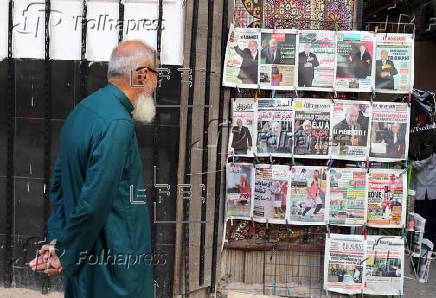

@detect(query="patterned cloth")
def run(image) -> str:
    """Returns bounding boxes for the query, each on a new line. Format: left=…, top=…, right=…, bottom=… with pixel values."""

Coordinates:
left=262, top=0, right=354, bottom=30
left=234, top=0, right=263, bottom=28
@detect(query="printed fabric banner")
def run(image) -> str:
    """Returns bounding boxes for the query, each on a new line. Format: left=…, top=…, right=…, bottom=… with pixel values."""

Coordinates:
left=256, top=98, right=293, bottom=157
left=228, top=98, right=257, bottom=157
left=233, top=0, right=262, bottom=28
left=367, top=168, right=407, bottom=228
left=324, top=234, right=365, bottom=295
left=293, top=98, right=332, bottom=158
left=288, top=166, right=328, bottom=225
left=375, top=33, right=414, bottom=93
left=253, top=164, right=290, bottom=223
left=369, top=102, right=410, bottom=162
left=331, top=100, right=371, bottom=161
left=328, top=168, right=367, bottom=226
left=262, top=0, right=355, bottom=30
left=297, top=30, right=337, bottom=91
left=223, top=25, right=260, bottom=88
left=335, top=31, right=375, bottom=92
left=259, top=29, right=297, bottom=90
left=324, top=234, right=404, bottom=295
left=226, top=163, right=255, bottom=219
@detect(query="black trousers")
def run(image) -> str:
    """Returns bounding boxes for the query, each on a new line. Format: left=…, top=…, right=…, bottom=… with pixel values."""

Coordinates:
left=414, top=195, right=436, bottom=245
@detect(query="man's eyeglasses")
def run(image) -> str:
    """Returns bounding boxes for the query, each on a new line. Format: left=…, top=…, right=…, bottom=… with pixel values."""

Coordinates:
left=135, top=66, right=158, bottom=75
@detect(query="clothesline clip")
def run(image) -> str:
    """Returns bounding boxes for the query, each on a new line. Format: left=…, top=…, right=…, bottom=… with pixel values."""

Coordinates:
left=332, top=87, right=337, bottom=100
left=326, top=159, right=334, bottom=169
left=363, top=224, right=368, bottom=240
left=400, top=224, right=408, bottom=239
left=294, top=89, right=298, bottom=99
left=266, top=218, right=269, bottom=230
left=285, top=219, right=293, bottom=234
left=326, top=222, right=331, bottom=238
left=254, top=88, right=259, bottom=102
left=407, top=91, right=412, bottom=106
left=253, top=153, right=260, bottom=165
left=250, top=216, right=256, bottom=229
left=231, top=154, right=235, bottom=165
left=370, top=87, right=376, bottom=104
left=236, top=86, right=241, bottom=96
left=271, top=90, right=276, bottom=98
left=366, top=157, right=370, bottom=173
left=230, top=216, right=234, bottom=226
left=269, top=153, right=273, bottom=166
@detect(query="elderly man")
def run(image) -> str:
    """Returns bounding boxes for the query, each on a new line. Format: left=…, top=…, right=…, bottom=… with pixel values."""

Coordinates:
left=261, top=38, right=282, bottom=64
left=294, top=120, right=317, bottom=155
left=376, top=50, right=398, bottom=89
left=333, top=105, right=368, bottom=147
left=29, top=40, right=158, bottom=297
left=234, top=40, right=259, bottom=84
left=298, top=43, right=320, bottom=87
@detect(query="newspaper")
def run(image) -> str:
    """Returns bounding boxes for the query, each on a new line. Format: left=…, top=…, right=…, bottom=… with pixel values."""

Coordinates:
left=223, top=24, right=260, bottom=88
left=297, top=30, right=337, bottom=91
left=228, top=98, right=257, bottom=157
left=324, top=234, right=405, bottom=295
left=259, top=29, right=297, bottom=90
left=293, top=98, right=332, bottom=158
left=409, top=212, right=426, bottom=257
left=226, top=163, right=255, bottom=219
left=253, top=164, right=290, bottom=224
left=417, top=238, right=434, bottom=283
left=324, top=234, right=365, bottom=295
left=288, top=166, right=328, bottom=225
left=331, top=100, right=371, bottom=161
left=367, top=168, right=407, bottom=228
left=375, top=33, right=414, bottom=93
left=335, top=31, right=375, bottom=92
left=365, top=236, right=405, bottom=295
left=256, top=98, right=293, bottom=157
left=327, top=168, right=368, bottom=226
left=369, top=102, right=410, bottom=162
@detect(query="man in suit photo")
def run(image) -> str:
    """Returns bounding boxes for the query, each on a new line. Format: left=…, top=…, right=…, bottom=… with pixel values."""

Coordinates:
left=261, top=38, right=282, bottom=64
left=375, top=50, right=398, bottom=90
left=384, top=122, right=405, bottom=157
left=294, top=120, right=317, bottom=155
left=298, top=43, right=320, bottom=87
left=231, top=118, right=253, bottom=155
left=234, top=40, right=259, bottom=84
left=349, top=44, right=372, bottom=79
left=258, top=121, right=292, bottom=153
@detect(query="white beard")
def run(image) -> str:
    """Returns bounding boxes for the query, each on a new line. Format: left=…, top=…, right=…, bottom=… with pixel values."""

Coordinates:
left=132, top=92, right=156, bottom=123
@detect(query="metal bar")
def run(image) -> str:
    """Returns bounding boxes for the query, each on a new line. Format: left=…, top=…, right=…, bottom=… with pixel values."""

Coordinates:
left=80, top=0, right=88, bottom=99
left=4, top=0, right=15, bottom=288
left=41, top=0, right=52, bottom=294
left=118, top=0, right=124, bottom=42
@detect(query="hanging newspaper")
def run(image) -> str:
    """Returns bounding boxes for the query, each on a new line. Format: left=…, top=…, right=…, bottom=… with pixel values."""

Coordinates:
left=324, top=235, right=405, bottom=295
left=331, top=100, right=371, bottom=161
left=367, top=168, right=407, bottom=228
left=324, top=234, right=365, bottom=295
left=369, top=102, right=410, bottom=162
left=228, top=98, right=257, bottom=157
left=293, top=98, right=332, bottom=158
left=335, top=31, right=375, bottom=92
left=365, top=236, right=405, bottom=296
left=259, top=29, right=297, bottom=90
left=223, top=24, right=260, bottom=88
left=253, top=164, right=290, bottom=224
left=375, top=33, right=414, bottom=93
left=288, top=166, right=328, bottom=225
left=297, top=30, right=337, bottom=91
left=256, top=98, right=293, bottom=157
left=409, top=212, right=426, bottom=257
left=328, top=168, right=367, bottom=226
left=226, top=163, right=254, bottom=219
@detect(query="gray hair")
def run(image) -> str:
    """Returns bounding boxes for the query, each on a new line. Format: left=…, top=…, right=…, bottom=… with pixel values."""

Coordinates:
left=107, top=40, right=157, bottom=80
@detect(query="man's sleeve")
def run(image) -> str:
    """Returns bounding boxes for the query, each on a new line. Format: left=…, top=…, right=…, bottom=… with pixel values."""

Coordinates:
left=47, top=155, right=65, bottom=243
left=412, top=154, right=434, bottom=171
left=312, top=54, right=320, bottom=68
left=55, top=119, right=134, bottom=277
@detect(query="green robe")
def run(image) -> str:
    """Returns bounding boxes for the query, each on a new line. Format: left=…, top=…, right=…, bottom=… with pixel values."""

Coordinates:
left=47, top=83, right=154, bottom=297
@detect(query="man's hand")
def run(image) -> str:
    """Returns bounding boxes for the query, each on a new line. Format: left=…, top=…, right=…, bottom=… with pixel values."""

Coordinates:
left=28, top=240, right=63, bottom=276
